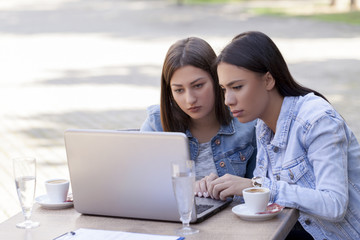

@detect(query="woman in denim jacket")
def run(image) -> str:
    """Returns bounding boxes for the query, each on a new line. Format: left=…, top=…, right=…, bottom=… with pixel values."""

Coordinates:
left=140, top=37, right=257, bottom=197
left=209, top=31, right=360, bottom=239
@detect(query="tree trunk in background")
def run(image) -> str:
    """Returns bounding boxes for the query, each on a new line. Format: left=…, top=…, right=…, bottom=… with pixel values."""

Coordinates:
left=350, top=0, right=357, bottom=9
left=330, top=0, right=357, bottom=9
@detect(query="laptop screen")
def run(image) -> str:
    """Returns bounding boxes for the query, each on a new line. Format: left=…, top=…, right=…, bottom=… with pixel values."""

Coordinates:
left=65, top=129, right=190, bottom=222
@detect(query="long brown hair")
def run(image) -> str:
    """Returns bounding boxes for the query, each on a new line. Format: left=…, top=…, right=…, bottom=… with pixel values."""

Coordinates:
left=161, top=37, right=231, bottom=132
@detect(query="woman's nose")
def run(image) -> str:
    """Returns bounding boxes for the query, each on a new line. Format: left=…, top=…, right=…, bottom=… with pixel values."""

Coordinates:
left=224, top=91, right=235, bottom=106
left=186, top=91, right=196, bottom=104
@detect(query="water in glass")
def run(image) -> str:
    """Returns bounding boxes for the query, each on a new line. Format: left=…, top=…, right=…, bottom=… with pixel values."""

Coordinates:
left=171, top=160, right=199, bottom=235
left=13, top=157, right=40, bottom=229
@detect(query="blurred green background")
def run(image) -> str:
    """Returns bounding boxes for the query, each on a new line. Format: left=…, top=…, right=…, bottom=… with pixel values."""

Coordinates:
left=181, top=0, right=360, bottom=25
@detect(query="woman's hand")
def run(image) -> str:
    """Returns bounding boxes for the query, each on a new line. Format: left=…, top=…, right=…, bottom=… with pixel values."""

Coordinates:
left=208, top=174, right=252, bottom=200
left=195, top=173, right=218, bottom=198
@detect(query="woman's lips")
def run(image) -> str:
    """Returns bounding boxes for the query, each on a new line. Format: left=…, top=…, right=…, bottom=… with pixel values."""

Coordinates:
left=231, top=110, right=244, bottom=117
left=188, top=106, right=201, bottom=113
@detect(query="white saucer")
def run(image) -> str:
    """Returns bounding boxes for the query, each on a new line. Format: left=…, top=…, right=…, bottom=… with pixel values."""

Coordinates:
left=35, top=195, right=73, bottom=210
left=232, top=203, right=283, bottom=221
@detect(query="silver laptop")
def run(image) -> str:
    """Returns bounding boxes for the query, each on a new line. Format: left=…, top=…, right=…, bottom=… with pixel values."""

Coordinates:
left=64, top=129, right=231, bottom=223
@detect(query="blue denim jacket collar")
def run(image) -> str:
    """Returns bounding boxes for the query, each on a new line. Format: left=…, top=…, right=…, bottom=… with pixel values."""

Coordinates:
left=185, top=120, right=236, bottom=139
left=258, top=96, right=299, bottom=149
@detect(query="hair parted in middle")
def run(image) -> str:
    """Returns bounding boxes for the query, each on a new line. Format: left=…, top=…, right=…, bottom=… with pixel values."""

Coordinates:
left=160, top=37, right=231, bottom=132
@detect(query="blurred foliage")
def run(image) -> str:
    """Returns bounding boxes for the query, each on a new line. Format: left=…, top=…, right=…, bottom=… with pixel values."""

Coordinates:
left=307, top=11, right=360, bottom=24
left=251, top=8, right=360, bottom=25
left=180, top=0, right=359, bottom=25
left=180, top=0, right=243, bottom=3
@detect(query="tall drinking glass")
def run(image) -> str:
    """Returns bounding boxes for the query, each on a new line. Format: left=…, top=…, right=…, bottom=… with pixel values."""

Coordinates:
left=171, top=160, right=199, bottom=235
left=13, top=157, right=40, bottom=229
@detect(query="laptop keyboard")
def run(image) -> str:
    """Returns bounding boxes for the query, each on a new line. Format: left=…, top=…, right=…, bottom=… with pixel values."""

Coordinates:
left=196, top=204, right=214, bottom=215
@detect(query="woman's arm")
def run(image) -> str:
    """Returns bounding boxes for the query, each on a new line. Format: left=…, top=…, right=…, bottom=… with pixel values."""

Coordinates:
left=269, top=115, right=349, bottom=221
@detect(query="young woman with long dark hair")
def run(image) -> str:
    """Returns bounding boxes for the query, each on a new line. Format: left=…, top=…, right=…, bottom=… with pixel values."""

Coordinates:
left=210, top=31, right=360, bottom=239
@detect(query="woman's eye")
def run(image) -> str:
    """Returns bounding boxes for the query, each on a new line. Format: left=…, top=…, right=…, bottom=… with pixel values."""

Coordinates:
left=194, top=83, right=203, bottom=89
left=173, top=89, right=183, bottom=93
left=233, top=85, right=243, bottom=90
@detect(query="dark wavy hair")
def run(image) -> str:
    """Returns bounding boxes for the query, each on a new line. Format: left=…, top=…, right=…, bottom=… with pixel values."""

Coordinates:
left=215, top=31, right=328, bottom=101
left=161, top=37, right=231, bottom=132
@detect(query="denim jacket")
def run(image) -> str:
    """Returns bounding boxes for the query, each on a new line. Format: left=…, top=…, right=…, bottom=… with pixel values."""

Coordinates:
left=141, top=105, right=257, bottom=178
left=254, top=93, right=360, bottom=240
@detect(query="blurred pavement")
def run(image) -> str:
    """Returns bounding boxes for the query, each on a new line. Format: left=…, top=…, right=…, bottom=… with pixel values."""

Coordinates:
left=1, top=0, right=360, bottom=223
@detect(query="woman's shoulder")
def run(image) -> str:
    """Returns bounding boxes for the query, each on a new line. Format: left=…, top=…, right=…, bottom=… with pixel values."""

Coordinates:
left=288, top=94, right=348, bottom=138
left=146, top=104, right=161, bottom=115
left=140, top=104, right=163, bottom=132
left=295, top=93, right=339, bottom=121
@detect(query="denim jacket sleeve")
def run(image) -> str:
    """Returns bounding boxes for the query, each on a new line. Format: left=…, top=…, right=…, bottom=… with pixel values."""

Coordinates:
left=140, top=105, right=164, bottom=132
left=256, top=109, right=349, bottom=221
left=253, top=94, right=360, bottom=239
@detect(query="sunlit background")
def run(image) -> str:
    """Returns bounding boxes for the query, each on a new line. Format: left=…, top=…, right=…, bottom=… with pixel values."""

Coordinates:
left=1, top=0, right=359, bottom=223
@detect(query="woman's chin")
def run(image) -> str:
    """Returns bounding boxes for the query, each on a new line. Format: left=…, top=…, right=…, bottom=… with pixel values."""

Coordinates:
left=236, top=116, right=253, bottom=123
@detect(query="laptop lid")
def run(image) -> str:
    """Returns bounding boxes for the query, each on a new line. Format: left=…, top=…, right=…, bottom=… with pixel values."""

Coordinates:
left=64, top=129, right=230, bottom=223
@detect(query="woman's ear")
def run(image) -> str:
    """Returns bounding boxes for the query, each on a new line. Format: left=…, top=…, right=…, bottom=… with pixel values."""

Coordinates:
left=264, top=72, right=275, bottom=91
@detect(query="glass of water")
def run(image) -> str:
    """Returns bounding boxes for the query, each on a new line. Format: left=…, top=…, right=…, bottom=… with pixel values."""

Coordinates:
left=13, top=157, right=40, bottom=229
left=171, top=160, right=199, bottom=235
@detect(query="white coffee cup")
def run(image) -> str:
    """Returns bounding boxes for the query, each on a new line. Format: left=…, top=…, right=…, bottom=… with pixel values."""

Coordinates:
left=242, top=187, right=270, bottom=214
left=45, top=179, right=69, bottom=203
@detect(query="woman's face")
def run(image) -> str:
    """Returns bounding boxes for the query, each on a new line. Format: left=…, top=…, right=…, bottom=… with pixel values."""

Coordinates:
left=170, top=65, right=216, bottom=121
left=217, top=62, right=270, bottom=123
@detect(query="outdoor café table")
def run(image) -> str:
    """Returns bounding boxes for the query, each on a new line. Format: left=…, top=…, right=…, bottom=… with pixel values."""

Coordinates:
left=0, top=202, right=299, bottom=240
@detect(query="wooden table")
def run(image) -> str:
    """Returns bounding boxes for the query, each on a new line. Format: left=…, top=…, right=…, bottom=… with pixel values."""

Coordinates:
left=0, top=202, right=299, bottom=240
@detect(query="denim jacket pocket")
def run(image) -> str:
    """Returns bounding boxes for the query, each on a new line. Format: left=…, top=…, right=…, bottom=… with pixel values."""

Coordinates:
left=226, top=145, right=255, bottom=177
left=280, top=157, right=309, bottom=184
